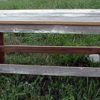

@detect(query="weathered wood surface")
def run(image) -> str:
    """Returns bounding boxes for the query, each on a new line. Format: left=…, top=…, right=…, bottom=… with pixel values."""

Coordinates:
left=0, top=10, right=100, bottom=33
left=0, top=9, right=100, bottom=25
left=0, top=25, right=100, bottom=34
left=1, top=45, right=100, bottom=54
left=0, top=10, right=99, bottom=77
left=0, top=33, right=4, bottom=63
left=0, top=64, right=100, bottom=77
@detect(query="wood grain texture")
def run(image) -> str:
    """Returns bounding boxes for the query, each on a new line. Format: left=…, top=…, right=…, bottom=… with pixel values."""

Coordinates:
left=0, top=9, right=100, bottom=26
left=0, top=10, right=100, bottom=77
left=1, top=45, right=100, bottom=54
left=0, top=25, right=100, bottom=34
left=0, top=64, right=100, bottom=77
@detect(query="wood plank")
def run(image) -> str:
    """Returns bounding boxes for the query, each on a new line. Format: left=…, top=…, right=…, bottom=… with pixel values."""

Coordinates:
left=0, top=33, right=4, bottom=63
left=0, top=9, right=100, bottom=26
left=1, top=45, right=100, bottom=54
left=0, top=64, right=100, bottom=77
left=0, top=25, right=100, bottom=34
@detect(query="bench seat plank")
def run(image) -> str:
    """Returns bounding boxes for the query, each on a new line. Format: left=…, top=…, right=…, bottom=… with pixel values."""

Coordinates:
left=0, top=10, right=100, bottom=33
left=0, top=64, right=100, bottom=77
left=0, top=9, right=100, bottom=25
left=0, top=25, right=100, bottom=33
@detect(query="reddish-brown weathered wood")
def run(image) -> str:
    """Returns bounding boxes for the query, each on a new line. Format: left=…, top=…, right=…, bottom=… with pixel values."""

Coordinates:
left=0, top=32, right=4, bottom=63
left=1, top=45, right=100, bottom=54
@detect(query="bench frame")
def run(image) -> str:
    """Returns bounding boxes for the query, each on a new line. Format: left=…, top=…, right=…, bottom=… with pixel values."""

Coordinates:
left=0, top=9, right=100, bottom=77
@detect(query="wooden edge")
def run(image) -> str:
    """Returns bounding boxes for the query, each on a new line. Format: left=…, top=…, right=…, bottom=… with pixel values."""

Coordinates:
left=0, top=64, right=100, bottom=77
left=0, top=21, right=100, bottom=26
left=1, top=45, right=100, bottom=54
left=0, top=9, right=100, bottom=12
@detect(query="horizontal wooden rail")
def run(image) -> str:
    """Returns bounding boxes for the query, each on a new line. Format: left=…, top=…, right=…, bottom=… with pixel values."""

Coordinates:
left=0, top=9, right=100, bottom=26
left=1, top=45, right=100, bottom=54
left=0, top=64, right=100, bottom=77
left=0, top=25, right=100, bottom=34
left=0, top=10, right=100, bottom=33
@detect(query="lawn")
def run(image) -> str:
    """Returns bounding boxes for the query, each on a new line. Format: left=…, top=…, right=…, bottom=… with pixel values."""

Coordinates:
left=0, top=0, right=100, bottom=100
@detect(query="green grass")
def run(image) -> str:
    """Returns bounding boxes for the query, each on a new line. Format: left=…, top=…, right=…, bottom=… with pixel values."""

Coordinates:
left=0, top=0, right=100, bottom=100
left=0, top=0, right=100, bottom=9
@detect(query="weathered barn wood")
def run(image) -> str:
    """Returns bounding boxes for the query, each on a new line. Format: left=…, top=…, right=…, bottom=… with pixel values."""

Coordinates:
left=0, top=25, right=100, bottom=34
left=0, top=9, right=100, bottom=77
left=0, top=10, right=100, bottom=33
left=0, top=64, right=100, bottom=77
left=0, top=10, right=100, bottom=25
left=1, top=45, right=100, bottom=54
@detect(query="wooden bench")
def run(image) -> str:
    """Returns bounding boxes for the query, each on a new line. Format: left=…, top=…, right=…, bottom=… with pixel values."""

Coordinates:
left=0, top=9, right=100, bottom=77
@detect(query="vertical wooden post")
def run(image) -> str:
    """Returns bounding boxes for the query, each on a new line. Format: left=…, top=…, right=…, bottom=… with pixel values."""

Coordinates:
left=0, top=32, right=4, bottom=63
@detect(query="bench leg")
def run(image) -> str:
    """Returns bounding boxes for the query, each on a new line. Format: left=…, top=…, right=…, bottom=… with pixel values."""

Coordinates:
left=0, top=32, right=4, bottom=63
